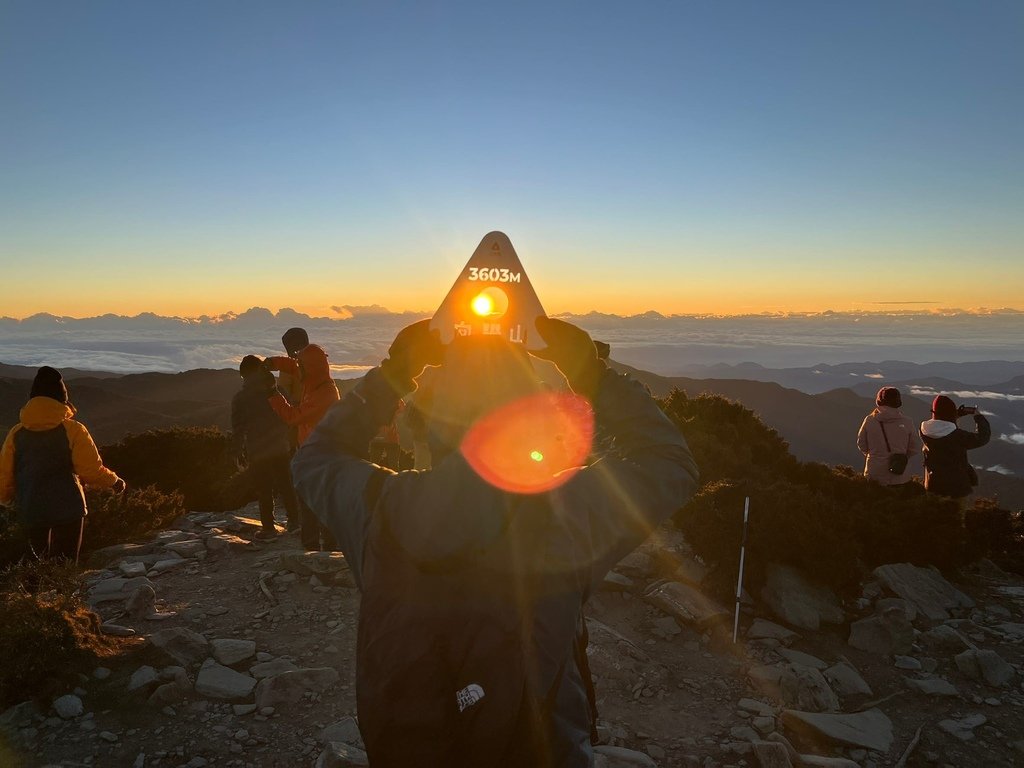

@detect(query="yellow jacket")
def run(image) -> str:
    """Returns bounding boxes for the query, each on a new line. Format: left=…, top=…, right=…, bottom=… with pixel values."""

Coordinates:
left=0, top=397, right=120, bottom=520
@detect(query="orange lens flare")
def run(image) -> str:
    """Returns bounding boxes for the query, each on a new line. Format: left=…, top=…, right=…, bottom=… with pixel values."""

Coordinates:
left=460, top=391, right=595, bottom=494
left=471, top=293, right=495, bottom=316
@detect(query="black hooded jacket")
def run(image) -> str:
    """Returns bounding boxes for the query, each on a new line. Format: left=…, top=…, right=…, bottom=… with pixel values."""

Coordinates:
left=920, top=414, right=991, bottom=498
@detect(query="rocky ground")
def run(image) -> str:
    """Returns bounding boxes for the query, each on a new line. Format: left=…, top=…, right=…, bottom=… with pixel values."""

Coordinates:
left=1, top=505, right=1023, bottom=768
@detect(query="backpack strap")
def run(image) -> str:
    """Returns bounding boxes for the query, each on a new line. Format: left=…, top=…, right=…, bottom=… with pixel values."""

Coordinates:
left=878, top=420, right=892, bottom=452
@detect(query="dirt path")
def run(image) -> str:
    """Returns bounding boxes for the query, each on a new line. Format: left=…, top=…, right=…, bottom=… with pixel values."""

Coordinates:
left=4, top=507, right=1023, bottom=767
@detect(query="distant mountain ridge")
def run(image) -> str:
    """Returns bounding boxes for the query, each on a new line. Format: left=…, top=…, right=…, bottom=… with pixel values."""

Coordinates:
left=3, top=358, right=1022, bottom=509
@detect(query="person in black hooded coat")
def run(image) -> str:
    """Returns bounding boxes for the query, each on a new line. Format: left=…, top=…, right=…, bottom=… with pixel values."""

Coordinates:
left=920, top=394, right=991, bottom=501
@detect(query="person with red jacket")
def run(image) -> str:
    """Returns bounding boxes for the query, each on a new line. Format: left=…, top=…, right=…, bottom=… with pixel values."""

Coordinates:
left=266, top=327, right=340, bottom=550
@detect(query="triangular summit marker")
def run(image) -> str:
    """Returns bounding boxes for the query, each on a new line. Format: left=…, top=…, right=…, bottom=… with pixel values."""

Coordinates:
left=430, top=231, right=546, bottom=349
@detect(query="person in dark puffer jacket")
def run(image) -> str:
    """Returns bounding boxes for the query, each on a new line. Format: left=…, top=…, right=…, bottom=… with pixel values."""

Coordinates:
left=231, top=355, right=300, bottom=537
left=0, top=366, right=125, bottom=562
left=920, top=394, right=991, bottom=503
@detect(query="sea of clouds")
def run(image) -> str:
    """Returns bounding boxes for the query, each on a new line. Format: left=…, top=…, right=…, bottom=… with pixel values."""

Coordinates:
left=1, top=307, right=1022, bottom=378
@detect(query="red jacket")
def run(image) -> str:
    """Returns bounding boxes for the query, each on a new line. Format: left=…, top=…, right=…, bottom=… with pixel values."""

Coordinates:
left=267, top=344, right=340, bottom=445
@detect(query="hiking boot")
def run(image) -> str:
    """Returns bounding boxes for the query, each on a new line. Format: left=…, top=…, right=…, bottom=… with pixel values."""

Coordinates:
left=255, top=527, right=278, bottom=540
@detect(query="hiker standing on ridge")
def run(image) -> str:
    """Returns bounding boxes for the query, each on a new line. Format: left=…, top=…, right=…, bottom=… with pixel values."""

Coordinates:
left=920, top=394, right=991, bottom=506
left=856, top=386, right=920, bottom=486
left=266, top=327, right=340, bottom=551
left=291, top=318, right=699, bottom=767
left=0, top=366, right=125, bottom=563
left=231, top=355, right=300, bottom=538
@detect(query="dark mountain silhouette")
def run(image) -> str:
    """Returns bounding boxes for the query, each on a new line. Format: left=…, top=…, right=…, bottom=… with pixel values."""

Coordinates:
left=3, top=359, right=1021, bottom=509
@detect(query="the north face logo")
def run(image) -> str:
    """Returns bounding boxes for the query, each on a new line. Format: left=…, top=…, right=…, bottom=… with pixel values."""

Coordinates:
left=456, top=683, right=485, bottom=713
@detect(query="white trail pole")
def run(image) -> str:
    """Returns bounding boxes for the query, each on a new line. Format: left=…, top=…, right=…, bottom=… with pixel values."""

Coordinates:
left=732, top=497, right=750, bottom=644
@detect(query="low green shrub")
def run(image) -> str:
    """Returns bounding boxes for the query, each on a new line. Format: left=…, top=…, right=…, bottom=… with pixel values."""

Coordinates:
left=101, top=427, right=237, bottom=511
left=0, top=559, right=123, bottom=710
left=82, top=485, right=185, bottom=554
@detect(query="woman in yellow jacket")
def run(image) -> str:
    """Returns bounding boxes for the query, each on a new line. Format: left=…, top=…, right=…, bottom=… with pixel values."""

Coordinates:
left=0, top=367, right=125, bottom=562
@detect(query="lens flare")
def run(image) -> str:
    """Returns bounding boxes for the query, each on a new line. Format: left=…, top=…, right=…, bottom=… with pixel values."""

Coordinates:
left=460, top=391, right=595, bottom=494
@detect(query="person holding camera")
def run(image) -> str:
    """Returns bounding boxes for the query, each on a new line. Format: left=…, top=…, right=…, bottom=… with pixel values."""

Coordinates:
left=920, top=394, right=991, bottom=502
left=857, top=386, right=920, bottom=486
left=291, top=318, right=698, bottom=768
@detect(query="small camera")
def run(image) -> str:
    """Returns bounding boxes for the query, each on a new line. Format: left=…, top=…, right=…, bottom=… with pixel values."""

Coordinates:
left=959, top=405, right=978, bottom=415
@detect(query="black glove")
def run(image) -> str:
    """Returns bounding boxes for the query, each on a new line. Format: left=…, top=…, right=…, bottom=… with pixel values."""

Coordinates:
left=530, top=316, right=606, bottom=397
left=380, top=320, right=445, bottom=393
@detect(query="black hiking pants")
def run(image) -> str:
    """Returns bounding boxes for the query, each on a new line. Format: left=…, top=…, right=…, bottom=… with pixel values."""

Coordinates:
left=251, top=453, right=300, bottom=531
left=28, top=518, right=85, bottom=563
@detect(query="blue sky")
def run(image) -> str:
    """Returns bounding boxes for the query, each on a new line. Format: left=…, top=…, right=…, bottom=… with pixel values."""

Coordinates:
left=1, top=1, right=1021, bottom=316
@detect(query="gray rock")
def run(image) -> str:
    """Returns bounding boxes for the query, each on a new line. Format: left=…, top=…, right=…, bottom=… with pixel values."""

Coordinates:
left=150, top=557, right=186, bottom=574
left=780, top=708, right=893, bottom=752
left=938, top=713, right=986, bottom=741
left=210, top=639, right=257, bottom=666
left=206, top=533, right=251, bottom=553
left=250, top=658, right=299, bottom=680
left=0, top=701, right=40, bottom=730
left=52, top=695, right=83, bottom=720
left=848, top=608, right=913, bottom=657
left=127, top=666, right=159, bottom=693
left=279, top=550, right=354, bottom=580
left=905, top=677, right=959, bottom=697
left=602, top=572, right=634, bottom=591
left=164, top=540, right=206, bottom=558
left=148, top=681, right=188, bottom=707
left=955, top=649, right=1016, bottom=687
left=738, top=697, right=774, bottom=716
left=614, top=551, right=655, bottom=579
left=124, top=585, right=155, bottom=622
left=673, top=553, right=709, bottom=587
left=92, top=667, right=111, bottom=680
left=321, top=716, right=362, bottom=746
left=643, top=580, right=730, bottom=629
left=150, top=627, right=209, bottom=665
left=875, top=597, right=916, bottom=622
left=920, top=624, right=971, bottom=654
left=593, top=746, right=658, bottom=767
left=776, top=648, right=827, bottom=670
left=194, top=659, right=257, bottom=701
left=748, top=619, right=800, bottom=646
left=760, top=563, right=844, bottom=631
left=779, top=665, right=839, bottom=713
left=752, top=741, right=795, bottom=768
left=118, top=561, right=148, bottom=578
left=254, top=667, right=340, bottom=708
left=98, top=730, right=118, bottom=742
left=872, top=563, right=974, bottom=621
left=995, top=622, right=1024, bottom=638
left=100, top=622, right=137, bottom=637
left=233, top=704, right=257, bottom=715
left=797, top=757, right=860, bottom=768
left=315, top=742, right=370, bottom=768
left=88, top=576, right=156, bottom=605
left=650, top=615, right=681, bottom=636
left=894, top=655, right=921, bottom=670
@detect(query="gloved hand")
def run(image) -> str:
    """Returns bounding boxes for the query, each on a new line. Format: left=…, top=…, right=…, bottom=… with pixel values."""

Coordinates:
left=530, top=316, right=607, bottom=397
left=380, top=319, right=445, bottom=393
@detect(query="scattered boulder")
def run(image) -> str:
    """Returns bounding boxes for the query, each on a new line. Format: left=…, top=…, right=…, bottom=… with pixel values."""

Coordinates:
left=593, top=746, right=658, bottom=767
left=255, top=668, right=340, bottom=708
left=194, top=660, right=257, bottom=701
left=749, top=741, right=794, bottom=768
left=127, top=666, right=160, bottom=693
left=205, top=533, right=251, bottom=554
left=848, top=607, right=913, bottom=657
left=954, top=649, right=1015, bottom=687
left=875, top=597, right=916, bottom=622
left=905, top=677, right=959, bottom=697
left=279, top=551, right=353, bottom=578
left=872, top=563, right=974, bottom=621
left=643, top=580, right=730, bottom=629
left=88, top=576, right=155, bottom=605
left=602, top=572, right=634, bottom=591
left=749, top=664, right=839, bottom=713
left=938, top=713, right=986, bottom=742
left=920, top=624, right=971, bottom=654
left=798, top=757, right=860, bottom=768
left=776, top=649, right=827, bottom=670
left=0, top=701, right=39, bottom=731
left=211, top=639, right=257, bottom=666
left=321, top=716, right=362, bottom=746
left=164, top=540, right=206, bottom=558
left=125, top=584, right=156, bottom=619
left=118, top=561, right=148, bottom=578
left=819, top=663, right=868, bottom=700
left=748, top=619, right=799, bottom=646
left=150, top=627, right=210, bottom=666
left=250, top=659, right=300, bottom=680
left=780, top=708, right=893, bottom=753
left=760, top=564, right=844, bottom=631
left=88, top=542, right=156, bottom=566
left=995, top=622, right=1024, bottom=638
left=52, top=695, right=83, bottom=720
left=315, top=742, right=370, bottom=768
left=100, top=622, right=136, bottom=636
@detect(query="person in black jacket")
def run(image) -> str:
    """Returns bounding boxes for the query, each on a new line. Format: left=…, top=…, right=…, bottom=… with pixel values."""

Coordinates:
left=291, top=318, right=699, bottom=767
left=920, top=394, right=991, bottom=503
left=231, top=356, right=299, bottom=537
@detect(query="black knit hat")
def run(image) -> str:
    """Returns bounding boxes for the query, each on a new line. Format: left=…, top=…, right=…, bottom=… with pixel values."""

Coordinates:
left=30, top=366, right=68, bottom=404
left=282, top=327, right=309, bottom=356
left=239, top=355, right=264, bottom=378
left=876, top=386, right=902, bottom=408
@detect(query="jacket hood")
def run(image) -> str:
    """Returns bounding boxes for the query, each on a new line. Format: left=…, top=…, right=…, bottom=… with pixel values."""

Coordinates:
left=874, top=406, right=906, bottom=422
left=921, top=419, right=957, bottom=439
left=19, top=396, right=75, bottom=430
left=298, top=344, right=332, bottom=389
